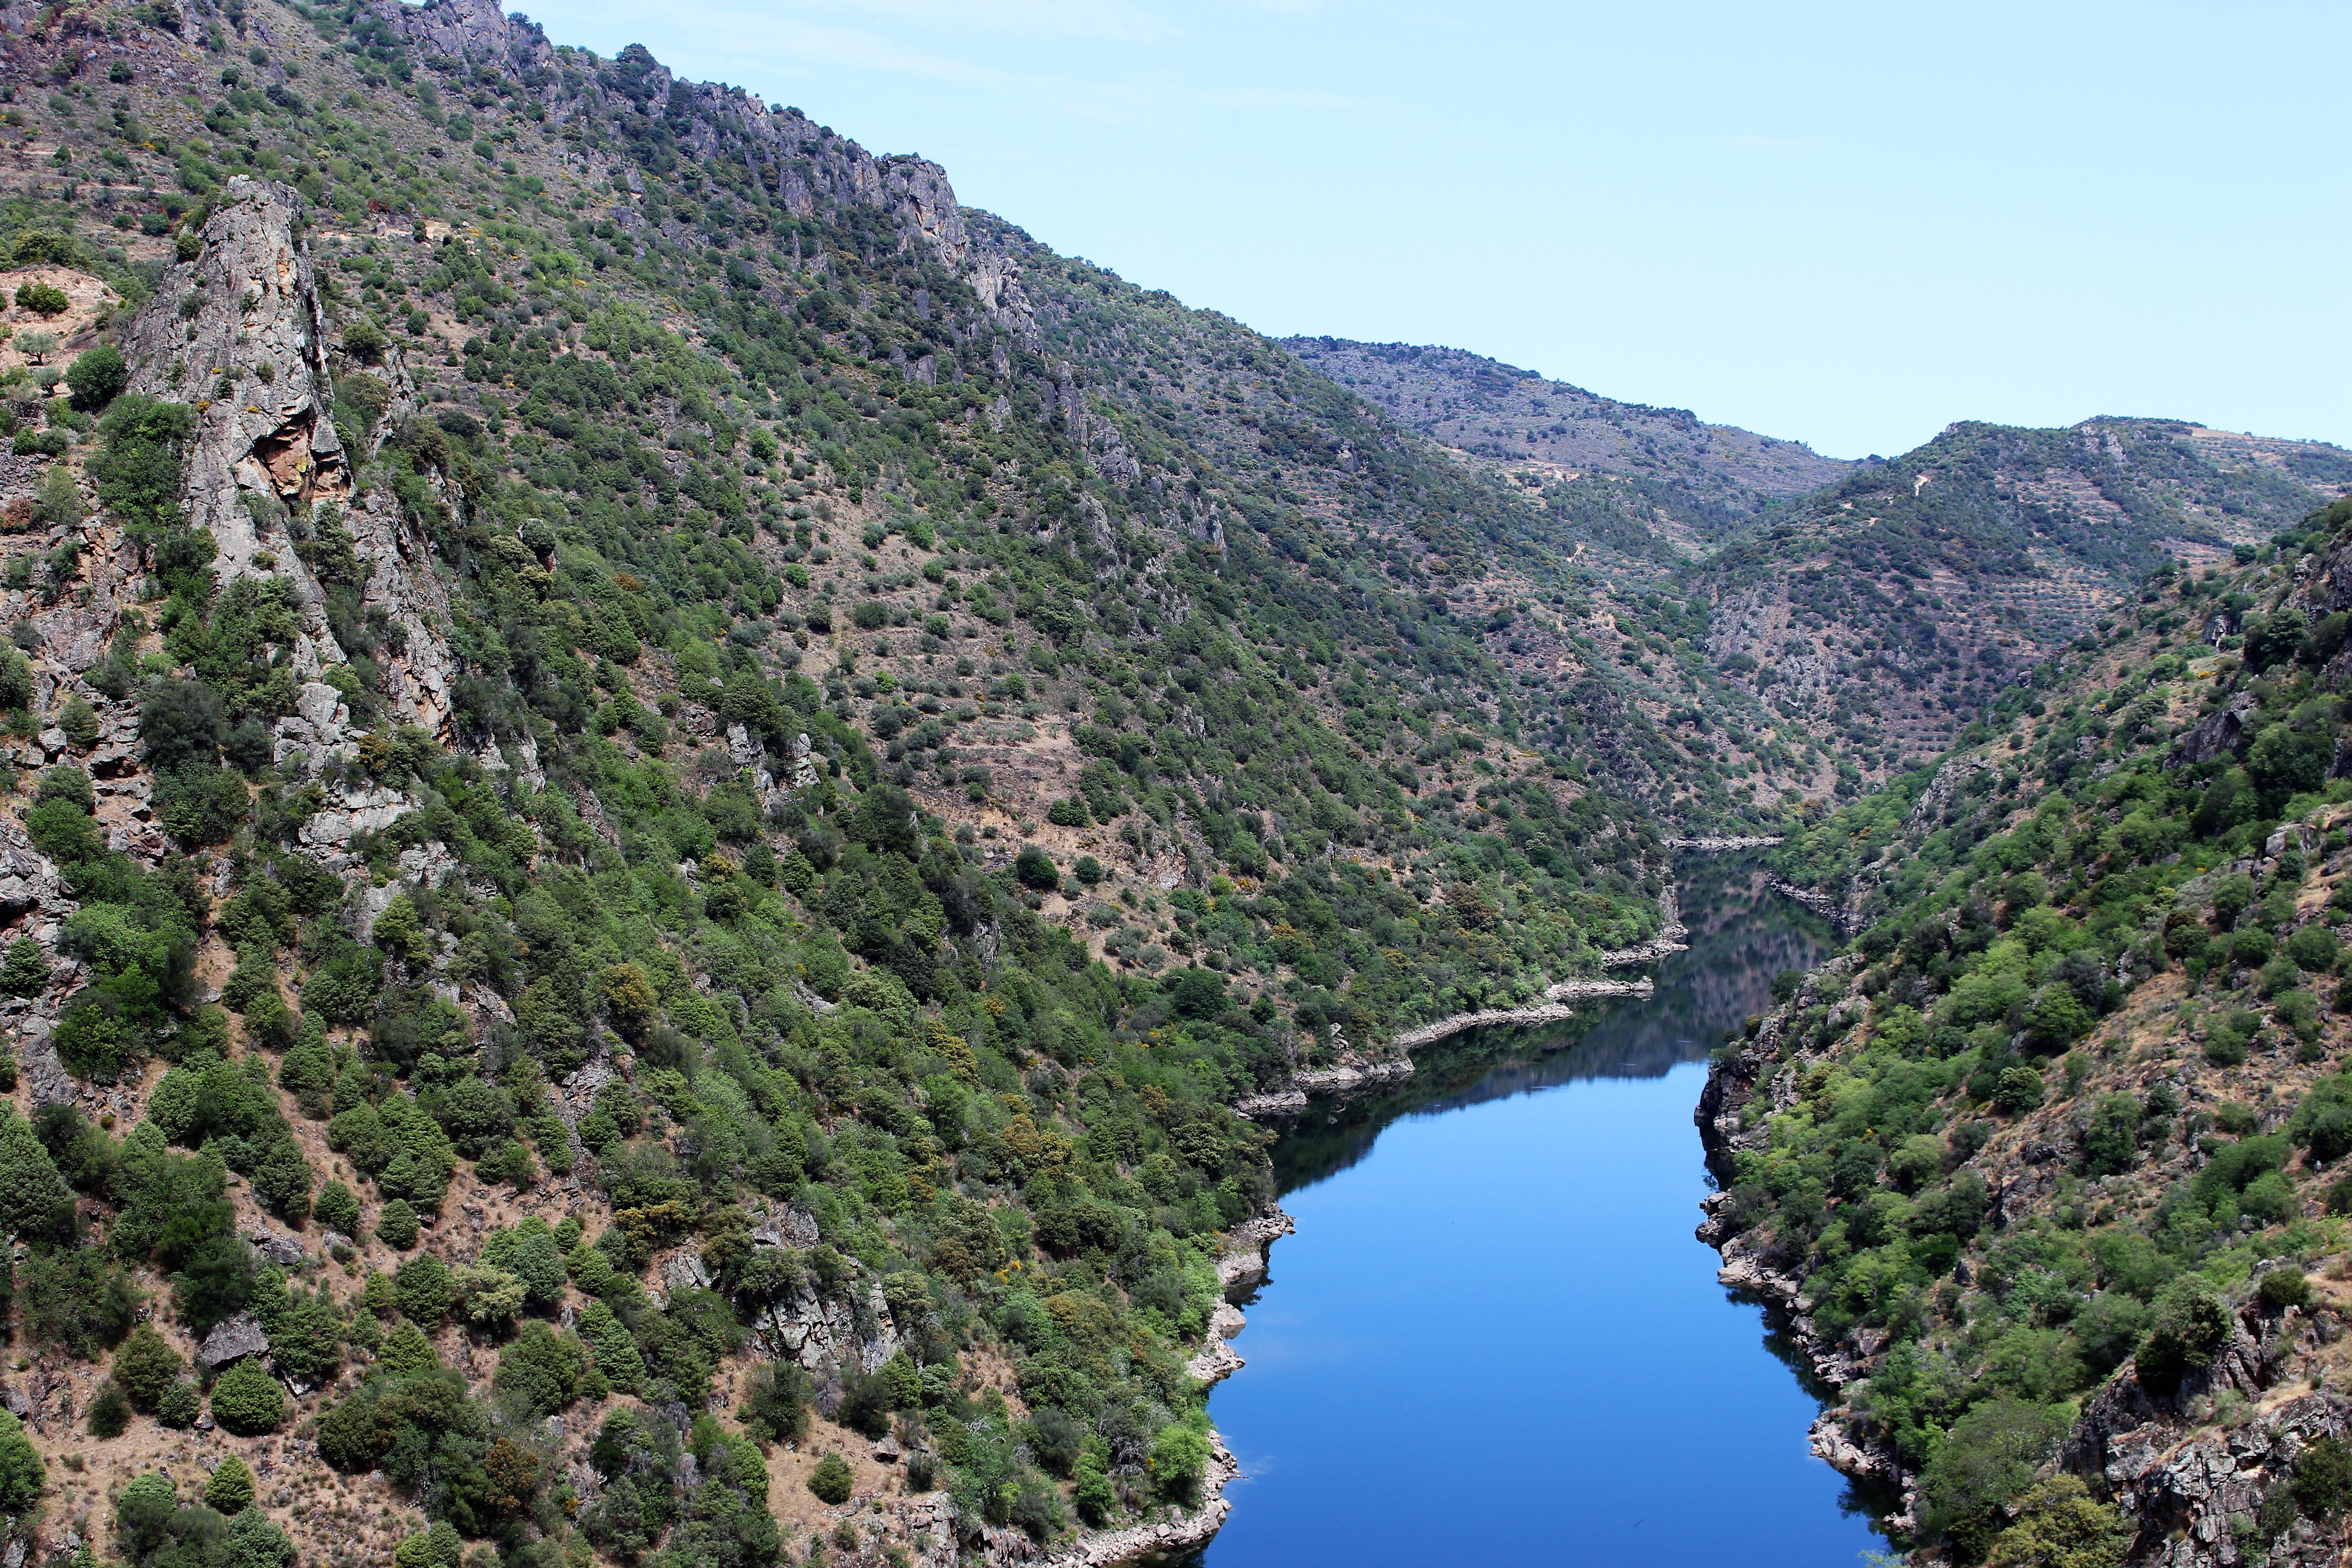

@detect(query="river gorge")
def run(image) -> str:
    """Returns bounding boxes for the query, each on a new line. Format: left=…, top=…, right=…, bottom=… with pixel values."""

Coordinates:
left=1198, top=857, right=1881, bottom=1566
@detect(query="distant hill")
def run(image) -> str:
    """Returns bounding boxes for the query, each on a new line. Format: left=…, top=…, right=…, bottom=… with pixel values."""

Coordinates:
left=1285, top=336, right=2352, bottom=804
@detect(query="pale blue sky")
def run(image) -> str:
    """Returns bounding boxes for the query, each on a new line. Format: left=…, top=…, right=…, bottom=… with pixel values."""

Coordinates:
left=515, top=0, right=2348, bottom=461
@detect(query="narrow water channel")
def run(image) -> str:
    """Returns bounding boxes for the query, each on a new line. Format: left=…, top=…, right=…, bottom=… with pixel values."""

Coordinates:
left=1200, top=858, right=1883, bottom=1567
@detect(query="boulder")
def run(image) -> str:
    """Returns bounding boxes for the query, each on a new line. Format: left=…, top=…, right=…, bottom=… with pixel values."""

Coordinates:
left=197, top=1312, right=269, bottom=1370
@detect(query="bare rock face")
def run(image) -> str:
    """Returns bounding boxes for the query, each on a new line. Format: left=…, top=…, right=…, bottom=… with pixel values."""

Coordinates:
left=751, top=1270, right=900, bottom=1374
left=119, top=179, right=349, bottom=648
left=117, top=177, right=456, bottom=747
left=196, top=1311, right=269, bottom=1371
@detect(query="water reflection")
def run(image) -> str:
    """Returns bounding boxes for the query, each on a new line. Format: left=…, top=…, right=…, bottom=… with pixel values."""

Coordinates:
left=1272, top=855, right=1835, bottom=1196
left=1197, top=855, right=1878, bottom=1568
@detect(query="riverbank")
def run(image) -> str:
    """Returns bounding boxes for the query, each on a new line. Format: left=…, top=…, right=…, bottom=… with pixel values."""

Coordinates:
left=1038, top=1209, right=1293, bottom=1568
left=1689, top=956, right=1917, bottom=1524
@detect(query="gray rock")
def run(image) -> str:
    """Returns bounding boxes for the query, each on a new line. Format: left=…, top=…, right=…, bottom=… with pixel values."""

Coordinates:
left=197, top=1312, right=269, bottom=1370
left=245, top=1229, right=304, bottom=1267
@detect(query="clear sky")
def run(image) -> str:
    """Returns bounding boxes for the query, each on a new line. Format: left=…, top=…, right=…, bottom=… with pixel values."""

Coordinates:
left=512, top=0, right=2349, bottom=462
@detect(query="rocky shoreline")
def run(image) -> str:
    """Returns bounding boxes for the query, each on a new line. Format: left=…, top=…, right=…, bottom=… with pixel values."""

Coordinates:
left=1691, top=959, right=2352, bottom=1567
left=1232, top=970, right=1666, bottom=1119
left=1037, top=1209, right=1294, bottom=1567
left=1688, top=956, right=1919, bottom=1524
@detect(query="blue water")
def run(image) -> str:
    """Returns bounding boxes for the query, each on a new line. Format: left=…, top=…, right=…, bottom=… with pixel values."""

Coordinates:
left=1203, top=862, right=1883, bottom=1568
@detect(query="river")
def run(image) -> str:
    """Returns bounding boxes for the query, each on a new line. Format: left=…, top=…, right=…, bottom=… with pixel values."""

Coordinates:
left=1199, top=857, right=1886, bottom=1567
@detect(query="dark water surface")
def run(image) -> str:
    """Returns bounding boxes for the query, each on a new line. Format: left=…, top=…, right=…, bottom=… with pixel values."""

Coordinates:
left=1200, top=858, right=1883, bottom=1568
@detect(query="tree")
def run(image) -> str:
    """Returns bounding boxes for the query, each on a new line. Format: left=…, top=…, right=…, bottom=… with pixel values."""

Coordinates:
left=157, top=1381, right=200, bottom=1429
left=1919, top=1397, right=2075, bottom=1558
left=0, top=937, right=48, bottom=998
left=206, top=1454, right=255, bottom=1513
left=113, top=1325, right=186, bottom=1411
left=376, top=1198, right=420, bottom=1249
left=0, top=1107, right=72, bottom=1240
left=2296, top=1436, right=2352, bottom=1519
left=1014, top=846, right=1058, bottom=890
left=22, top=1247, right=139, bottom=1353
left=0, top=1410, right=43, bottom=1510
left=64, top=343, right=127, bottom=412
left=86, top=1382, right=130, bottom=1438
left=221, top=1507, right=294, bottom=1568
left=138, top=678, right=224, bottom=772
left=396, top=1254, right=453, bottom=1323
left=598, top=962, right=660, bottom=1039
left=209, top=1358, right=285, bottom=1435
left=343, top=316, right=388, bottom=364
left=314, top=1180, right=362, bottom=1238
left=1985, top=1474, right=2127, bottom=1568
left=378, top=1320, right=440, bottom=1375
left=808, top=1451, right=853, bottom=1505
left=13, top=282, right=67, bottom=317
left=2138, top=1274, right=2230, bottom=1393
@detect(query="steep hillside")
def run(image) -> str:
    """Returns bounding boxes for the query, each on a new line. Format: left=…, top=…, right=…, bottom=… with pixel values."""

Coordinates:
left=0, top=3, right=1705, bottom=1567
left=1700, top=493, right=2352, bottom=1564
left=1294, top=338, right=2352, bottom=801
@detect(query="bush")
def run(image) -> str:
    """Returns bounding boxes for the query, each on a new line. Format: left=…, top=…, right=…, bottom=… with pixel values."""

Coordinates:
left=1919, top=1397, right=2076, bottom=1559
left=206, top=1454, right=255, bottom=1513
left=209, top=1358, right=285, bottom=1434
left=314, top=1179, right=361, bottom=1238
left=86, top=1381, right=130, bottom=1438
left=1984, top=1474, right=2128, bottom=1568
left=737, top=1363, right=810, bottom=1444
left=0, top=937, right=48, bottom=998
left=2138, top=1274, right=2231, bottom=1393
left=0, top=1411, right=37, bottom=1511
left=2290, top=924, right=2342, bottom=973
left=396, top=1254, right=453, bottom=1322
left=376, top=1197, right=421, bottom=1249
left=157, top=1380, right=200, bottom=1429
left=2297, top=1435, right=2352, bottom=1519
left=64, top=343, right=127, bottom=412
left=343, top=316, right=388, bottom=363
left=2259, top=1268, right=2313, bottom=1312
left=112, top=1324, right=185, bottom=1411
left=22, top=1246, right=139, bottom=1353
left=139, top=679, right=223, bottom=772
left=807, top=1451, right=853, bottom=1505
left=1013, top=846, right=1058, bottom=890
left=13, top=282, right=67, bottom=317
left=1150, top=1416, right=1210, bottom=1501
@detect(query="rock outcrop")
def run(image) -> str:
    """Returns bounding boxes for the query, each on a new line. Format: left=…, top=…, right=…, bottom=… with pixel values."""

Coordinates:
left=115, top=177, right=456, bottom=745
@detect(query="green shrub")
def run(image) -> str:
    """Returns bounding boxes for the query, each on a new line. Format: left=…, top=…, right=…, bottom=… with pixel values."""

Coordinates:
left=376, top=1198, right=420, bottom=1249
left=2138, top=1275, right=2231, bottom=1394
left=86, top=1381, right=130, bottom=1438
left=807, top=1451, right=853, bottom=1504
left=64, top=343, right=127, bottom=412
left=209, top=1358, right=285, bottom=1434
left=2297, top=1435, right=2352, bottom=1519
left=2259, top=1268, right=2313, bottom=1312
left=395, top=1254, right=453, bottom=1322
left=1919, top=1397, right=2076, bottom=1558
left=156, top=1380, right=200, bottom=1429
left=111, top=1324, right=185, bottom=1411
left=0, top=1410, right=38, bottom=1511
left=0, top=937, right=48, bottom=998
left=1983, top=1474, right=2127, bottom=1568
left=205, top=1454, right=255, bottom=1513
left=314, top=1179, right=362, bottom=1238
left=13, top=282, right=67, bottom=317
